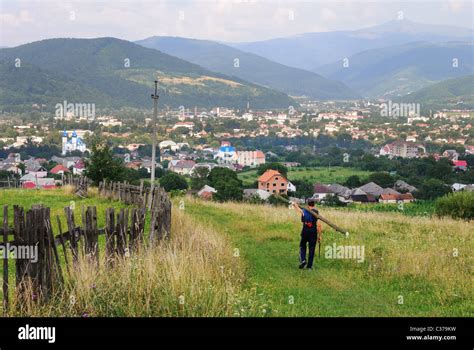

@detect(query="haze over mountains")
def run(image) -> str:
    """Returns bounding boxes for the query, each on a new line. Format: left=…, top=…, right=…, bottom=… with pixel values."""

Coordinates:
left=0, top=19, right=472, bottom=111
left=402, top=74, right=474, bottom=108
left=0, top=38, right=295, bottom=111
left=230, top=20, right=474, bottom=70
left=136, top=36, right=359, bottom=100
left=316, top=41, right=474, bottom=98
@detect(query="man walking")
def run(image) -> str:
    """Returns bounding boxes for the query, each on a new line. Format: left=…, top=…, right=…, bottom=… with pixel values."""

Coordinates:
left=292, top=200, right=319, bottom=270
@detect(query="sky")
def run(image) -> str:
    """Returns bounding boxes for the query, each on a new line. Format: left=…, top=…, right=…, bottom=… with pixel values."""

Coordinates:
left=0, top=0, right=473, bottom=47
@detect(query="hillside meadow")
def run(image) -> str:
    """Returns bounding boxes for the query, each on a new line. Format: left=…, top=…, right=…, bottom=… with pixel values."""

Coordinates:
left=0, top=188, right=256, bottom=316
left=0, top=188, right=472, bottom=316
left=181, top=197, right=473, bottom=317
left=238, top=166, right=372, bottom=186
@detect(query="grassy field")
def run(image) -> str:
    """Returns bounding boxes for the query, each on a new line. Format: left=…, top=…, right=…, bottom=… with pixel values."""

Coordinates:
left=342, top=201, right=436, bottom=217
left=182, top=197, right=473, bottom=317
left=1, top=188, right=472, bottom=317
left=238, top=166, right=372, bottom=186
left=0, top=188, right=252, bottom=316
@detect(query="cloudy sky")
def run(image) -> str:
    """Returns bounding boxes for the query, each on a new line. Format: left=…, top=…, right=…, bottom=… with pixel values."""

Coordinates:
left=0, top=0, right=472, bottom=47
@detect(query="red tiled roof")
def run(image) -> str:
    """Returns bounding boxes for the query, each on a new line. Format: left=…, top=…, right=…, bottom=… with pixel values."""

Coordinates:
left=313, top=183, right=331, bottom=193
left=399, top=193, right=414, bottom=200
left=258, top=169, right=286, bottom=183
left=50, top=164, right=70, bottom=174
left=454, top=160, right=467, bottom=167
left=380, top=194, right=398, bottom=200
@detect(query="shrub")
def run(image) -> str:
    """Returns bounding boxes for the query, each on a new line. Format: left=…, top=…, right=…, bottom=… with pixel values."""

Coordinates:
left=160, top=172, right=188, bottom=192
left=435, top=191, right=474, bottom=220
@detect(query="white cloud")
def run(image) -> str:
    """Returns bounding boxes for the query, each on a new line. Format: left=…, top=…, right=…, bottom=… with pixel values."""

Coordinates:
left=0, top=0, right=472, bottom=46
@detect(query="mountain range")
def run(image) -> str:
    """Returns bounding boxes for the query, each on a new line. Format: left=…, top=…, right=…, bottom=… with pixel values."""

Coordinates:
left=230, top=20, right=474, bottom=71
left=401, top=74, right=474, bottom=108
left=315, top=41, right=474, bottom=98
left=0, top=38, right=296, bottom=111
left=0, top=20, right=473, bottom=111
left=136, top=36, right=359, bottom=100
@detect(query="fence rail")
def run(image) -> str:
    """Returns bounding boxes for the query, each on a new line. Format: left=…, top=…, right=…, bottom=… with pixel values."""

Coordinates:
left=98, top=180, right=171, bottom=241
left=0, top=180, right=172, bottom=314
left=0, top=179, right=20, bottom=189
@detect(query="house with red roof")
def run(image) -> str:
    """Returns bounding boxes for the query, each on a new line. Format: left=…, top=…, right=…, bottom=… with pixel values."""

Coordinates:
left=258, top=169, right=288, bottom=195
left=50, top=164, right=70, bottom=175
left=73, top=159, right=85, bottom=175
left=453, top=160, right=468, bottom=171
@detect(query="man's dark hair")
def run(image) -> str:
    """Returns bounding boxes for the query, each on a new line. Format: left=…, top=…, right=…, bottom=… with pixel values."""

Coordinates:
left=307, top=200, right=315, bottom=207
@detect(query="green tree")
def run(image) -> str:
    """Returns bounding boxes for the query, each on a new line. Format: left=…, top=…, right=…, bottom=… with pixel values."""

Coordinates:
left=190, top=166, right=210, bottom=190
left=289, top=180, right=313, bottom=198
left=84, top=141, right=126, bottom=185
left=367, top=172, right=394, bottom=188
left=344, top=175, right=362, bottom=188
left=208, top=167, right=243, bottom=201
left=257, top=162, right=288, bottom=177
left=416, top=179, right=452, bottom=200
left=160, top=172, right=188, bottom=192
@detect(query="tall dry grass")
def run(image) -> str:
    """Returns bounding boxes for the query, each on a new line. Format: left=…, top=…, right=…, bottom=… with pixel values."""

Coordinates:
left=7, top=209, right=256, bottom=317
left=190, top=199, right=473, bottom=309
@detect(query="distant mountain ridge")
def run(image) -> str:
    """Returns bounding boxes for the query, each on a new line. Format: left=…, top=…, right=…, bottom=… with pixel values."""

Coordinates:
left=136, top=36, right=359, bottom=100
left=314, top=41, right=474, bottom=98
left=401, top=74, right=474, bottom=108
left=0, top=37, right=296, bottom=111
left=230, top=20, right=474, bottom=70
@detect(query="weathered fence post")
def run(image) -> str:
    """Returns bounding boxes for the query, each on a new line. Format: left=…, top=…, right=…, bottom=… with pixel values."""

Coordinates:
left=56, top=215, right=70, bottom=275
left=64, top=206, right=79, bottom=264
left=105, top=208, right=115, bottom=267
left=3, top=206, right=9, bottom=314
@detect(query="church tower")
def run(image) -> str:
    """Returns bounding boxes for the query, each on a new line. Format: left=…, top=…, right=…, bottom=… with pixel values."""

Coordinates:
left=61, top=130, right=68, bottom=155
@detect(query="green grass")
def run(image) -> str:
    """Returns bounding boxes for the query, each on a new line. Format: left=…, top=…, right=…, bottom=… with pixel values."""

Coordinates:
left=0, top=188, right=134, bottom=312
left=238, top=166, right=373, bottom=186
left=181, top=198, right=473, bottom=317
left=0, top=188, right=128, bottom=226
left=341, top=201, right=436, bottom=217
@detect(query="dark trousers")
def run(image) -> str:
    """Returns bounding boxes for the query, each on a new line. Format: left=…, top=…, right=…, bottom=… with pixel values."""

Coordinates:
left=299, top=231, right=317, bottom=268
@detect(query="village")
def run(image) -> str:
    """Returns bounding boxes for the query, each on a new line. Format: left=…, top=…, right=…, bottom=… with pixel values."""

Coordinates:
left=0, top=102, right=472, bottom=206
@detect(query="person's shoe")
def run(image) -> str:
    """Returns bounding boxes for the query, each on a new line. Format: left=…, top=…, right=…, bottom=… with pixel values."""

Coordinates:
left=306, top=267, right=313, bottom=270
left=299, top=260, right=307, bottom=269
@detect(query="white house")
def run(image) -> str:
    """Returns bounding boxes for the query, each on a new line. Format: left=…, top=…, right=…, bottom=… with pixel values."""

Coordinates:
left=215, top=145, right=237, bottom=164
left=236, top=150, right=266, bottom=168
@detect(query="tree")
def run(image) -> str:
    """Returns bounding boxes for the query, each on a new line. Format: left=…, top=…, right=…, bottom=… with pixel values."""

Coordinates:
left=321, top=194, right=345, bottom=207
left=289, top=180, right=313, bottom=198
left=190, top=166, right=210, bottom=190
left=257, top=162, right=288, bottom=177
left=367, top=172, right=394, bottom=188
left=415, top=178, right=452, bottom=200
left=344, top=175, right=362, bottom=188
left=160, top=172, right=188, bottom=192
left=435, top=191, right=474, bottom=220
left=84, top=140, right=126, bottom=185
left=208, top=167, right=243, bottom=201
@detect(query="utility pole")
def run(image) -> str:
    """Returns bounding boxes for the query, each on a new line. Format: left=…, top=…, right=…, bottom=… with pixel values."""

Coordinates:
left=151, top=80, right=159, bottom=183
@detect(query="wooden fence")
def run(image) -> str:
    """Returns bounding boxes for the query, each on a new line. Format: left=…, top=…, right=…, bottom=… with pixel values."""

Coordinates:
left=0, top=181, right=172, bottom=313
left=0, top=204, right=149, bottom=312
left=98, top=180, right=171, bottom=242
left=0, top=179, right=20, bottom=189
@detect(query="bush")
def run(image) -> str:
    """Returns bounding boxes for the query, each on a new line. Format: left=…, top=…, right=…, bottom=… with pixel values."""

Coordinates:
left=435, top=191, right=474, bottom=220
left=257, top=162, right=288, bottom=177
left=268, top=194, right=288, bottom=206
left=321, top=194, right=346, bottom=207
left=160, top=172, right=188, bottom=192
